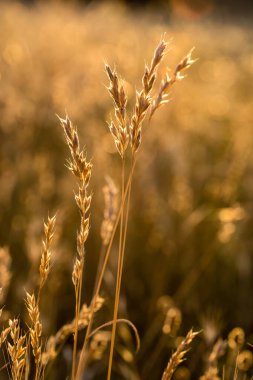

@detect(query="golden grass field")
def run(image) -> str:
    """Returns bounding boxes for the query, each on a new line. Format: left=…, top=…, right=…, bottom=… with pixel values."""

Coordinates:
left=0, top=1, right=253, bottom=379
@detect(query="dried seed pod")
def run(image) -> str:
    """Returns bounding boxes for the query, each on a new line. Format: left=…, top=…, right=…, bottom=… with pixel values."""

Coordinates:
left=228, top=327, right=245, bottom=350
left=237, top=350, right=253, bottom=372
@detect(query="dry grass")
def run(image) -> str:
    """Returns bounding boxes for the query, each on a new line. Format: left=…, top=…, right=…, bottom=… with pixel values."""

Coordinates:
left=0, top=2, right=253, bottom=380
left=161, top=329, right=199, bottom=380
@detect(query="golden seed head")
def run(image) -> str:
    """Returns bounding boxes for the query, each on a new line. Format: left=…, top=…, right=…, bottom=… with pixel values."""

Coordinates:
left=40, top=214, right=56, bottom=289
left=228, top=327, right=245, bottom=350
left=150, top=47, right=196, bottom=120
left=237, top=350, right=253, bottom=371
left=105, top=64, right=129, bottom=158
left=162, top=329, right=199, bottom=380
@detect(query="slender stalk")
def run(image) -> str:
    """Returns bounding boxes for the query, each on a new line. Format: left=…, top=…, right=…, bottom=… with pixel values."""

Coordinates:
left=93, top=243, right=106, bottom=295
left=107, top=158, right=133, bottom=380
left=89, top=318, right=140, bottom=351
left=119, top=159, right=133, bottom=303
left=76, top=158, right=136, bottom=379
left=72, top=259, right=84, bottom=380
left=72, top=288, right=79, bottom=380
left=107, top=158, right=126, bottom=379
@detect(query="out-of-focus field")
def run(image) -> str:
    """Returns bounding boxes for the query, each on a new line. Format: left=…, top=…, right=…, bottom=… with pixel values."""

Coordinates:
left=1, top=2, right=253, bottom=379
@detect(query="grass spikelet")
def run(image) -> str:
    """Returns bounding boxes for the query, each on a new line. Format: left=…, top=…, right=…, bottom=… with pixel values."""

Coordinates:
left=161, top=329, right=199, bottom=380
left=26, top=292, right=42, bottom=368
left=39, top=214, right=56, bottom=293
left=130, top=39, right=167, bottom=155
left=143, top=39, right=167, bottom=95
left=7, top=318, right=27, bottom=380
left=150, top=48, right=196, bottom=119
left=105, top=65, right=129, bottom=158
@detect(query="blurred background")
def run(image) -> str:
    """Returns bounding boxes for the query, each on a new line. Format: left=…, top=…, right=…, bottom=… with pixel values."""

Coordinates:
left=0, top=0, right=253, bottom=379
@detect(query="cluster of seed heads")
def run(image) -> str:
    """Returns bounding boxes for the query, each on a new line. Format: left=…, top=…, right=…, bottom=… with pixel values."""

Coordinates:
left=106, top=40, right=195, bottom=157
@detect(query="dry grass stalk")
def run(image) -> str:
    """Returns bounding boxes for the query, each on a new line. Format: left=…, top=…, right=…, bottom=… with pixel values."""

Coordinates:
left=39, top=215, right=56, bottom=292
left=77, top=39, right=195, bottom=379
left=107, top=38, right=168, bottom=380
left=7, top=318, right=27, bottom=380
left=0, top=247, right=12, bottom=305
left=161, top=329, right=199, bottom=380
left=59, top=114, right=92, bottom=287
left=150, top=48, right=196, bottom=119
left=76, top=163, right=135, bottom=379
left=24, top=216, right=56, bottom=379
left=58, top=114, right=92, bottom=379
left=100, top=176, right=119, bottom=246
